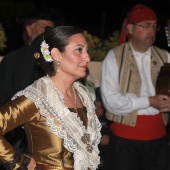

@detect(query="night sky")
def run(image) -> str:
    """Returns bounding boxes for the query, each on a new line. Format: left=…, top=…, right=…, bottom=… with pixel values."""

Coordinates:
left=30, top=0, right=170, bottom=38
left=31, top=0, right=170, bottom=37
left=1, top=0, right=170, bottom=54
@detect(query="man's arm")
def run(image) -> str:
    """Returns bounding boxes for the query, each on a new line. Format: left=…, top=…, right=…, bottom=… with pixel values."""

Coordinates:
left=101, top=49, right=151, bottom=116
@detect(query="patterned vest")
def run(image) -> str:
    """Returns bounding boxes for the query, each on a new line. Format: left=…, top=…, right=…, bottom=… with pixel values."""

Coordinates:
left=106, top=42, right=168, bottom=127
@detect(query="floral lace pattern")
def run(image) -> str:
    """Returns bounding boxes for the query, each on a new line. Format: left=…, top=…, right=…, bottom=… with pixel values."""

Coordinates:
left=12, top=76, right=101, bottom=170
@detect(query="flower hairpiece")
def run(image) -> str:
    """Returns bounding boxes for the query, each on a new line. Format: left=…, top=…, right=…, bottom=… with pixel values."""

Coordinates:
left=40, top=40, right=53, bottom=62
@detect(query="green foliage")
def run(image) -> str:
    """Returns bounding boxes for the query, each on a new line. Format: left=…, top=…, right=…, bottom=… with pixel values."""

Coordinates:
left=84, top=30, right=119, bottom=61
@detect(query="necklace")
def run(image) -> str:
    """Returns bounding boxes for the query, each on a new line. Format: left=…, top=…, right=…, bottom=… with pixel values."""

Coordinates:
left=72, top=86, right=78, bottom=112
left=25, top=77, right=101, bottom=157
left=63, top=85, right=93, bottom=152
left=64, top=86, right=77, bottom=112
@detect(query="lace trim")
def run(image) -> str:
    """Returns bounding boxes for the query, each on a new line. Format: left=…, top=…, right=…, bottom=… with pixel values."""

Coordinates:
left=12, top=76, right=101, bottom=170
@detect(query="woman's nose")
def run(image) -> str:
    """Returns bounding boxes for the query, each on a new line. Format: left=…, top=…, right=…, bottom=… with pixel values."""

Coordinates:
left=86, top=52, right=90, bottom=62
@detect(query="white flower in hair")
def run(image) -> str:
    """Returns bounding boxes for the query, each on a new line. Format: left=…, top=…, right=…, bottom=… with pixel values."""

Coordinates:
left=40, top=40, right=53, bottom=62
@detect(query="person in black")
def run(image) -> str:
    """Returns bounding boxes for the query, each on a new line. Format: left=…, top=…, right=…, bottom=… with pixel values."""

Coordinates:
left=0, top=7, right=64, bottom=168
left=0, top=6, right=64, bottom=106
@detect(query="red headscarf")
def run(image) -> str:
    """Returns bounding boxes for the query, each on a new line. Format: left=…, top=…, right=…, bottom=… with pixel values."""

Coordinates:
left=119, top=4, right=157, bottom=45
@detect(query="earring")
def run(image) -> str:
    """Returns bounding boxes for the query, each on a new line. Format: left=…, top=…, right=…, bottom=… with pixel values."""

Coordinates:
left=56, top=60, right=60, bottom=73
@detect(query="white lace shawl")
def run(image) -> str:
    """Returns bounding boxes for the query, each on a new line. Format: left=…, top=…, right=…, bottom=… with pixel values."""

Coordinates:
left=12, top=76, right=102, bottom=170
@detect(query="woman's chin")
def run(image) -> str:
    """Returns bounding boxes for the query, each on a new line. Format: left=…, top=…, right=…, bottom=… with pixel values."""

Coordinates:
left=77, top=73, right=86, bottom=79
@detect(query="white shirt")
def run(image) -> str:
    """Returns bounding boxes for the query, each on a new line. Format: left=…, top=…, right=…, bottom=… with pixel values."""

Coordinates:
left=100, top=45, right=170, bottom=116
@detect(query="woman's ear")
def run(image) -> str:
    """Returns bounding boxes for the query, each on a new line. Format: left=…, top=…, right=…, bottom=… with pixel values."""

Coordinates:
left=51, top=48, right=62, bottom=61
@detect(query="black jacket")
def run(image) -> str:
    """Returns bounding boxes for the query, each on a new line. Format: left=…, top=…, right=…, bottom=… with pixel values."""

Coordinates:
left=0, top=34, right=44, bottom=106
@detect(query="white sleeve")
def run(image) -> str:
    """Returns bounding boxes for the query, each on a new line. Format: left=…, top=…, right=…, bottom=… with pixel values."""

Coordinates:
left=100, top=49, right=149, bottom=116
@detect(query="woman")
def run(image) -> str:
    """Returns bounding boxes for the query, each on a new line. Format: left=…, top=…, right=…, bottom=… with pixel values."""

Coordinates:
left=0, top=26, right=101, bottom=170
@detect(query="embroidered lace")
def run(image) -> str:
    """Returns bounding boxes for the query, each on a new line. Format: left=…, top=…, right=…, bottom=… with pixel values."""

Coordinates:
left=12, top=76, right=101, bottom=170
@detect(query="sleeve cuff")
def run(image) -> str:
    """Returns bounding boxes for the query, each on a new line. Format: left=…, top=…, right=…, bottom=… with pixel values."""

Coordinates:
left=133, top=96, right=150, bottom=110
left=15, top=155, right=31, bottom=170
left=2, top=151, right=23, bottom=170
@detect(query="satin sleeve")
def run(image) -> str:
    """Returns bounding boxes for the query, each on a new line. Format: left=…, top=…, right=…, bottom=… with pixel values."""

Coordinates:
left=0, top=95, right=38, bottom=169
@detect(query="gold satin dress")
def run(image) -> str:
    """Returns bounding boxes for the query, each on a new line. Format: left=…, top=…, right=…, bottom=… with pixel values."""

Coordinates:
left=0, top=95, right=88, bottom=170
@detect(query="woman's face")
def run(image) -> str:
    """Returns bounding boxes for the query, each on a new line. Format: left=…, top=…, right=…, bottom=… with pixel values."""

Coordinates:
left=60, top=33, right=90, bottom=79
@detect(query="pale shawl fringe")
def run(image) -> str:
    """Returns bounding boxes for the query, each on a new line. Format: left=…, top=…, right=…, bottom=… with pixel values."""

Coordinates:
left=12, top=76, right=101, bottom=170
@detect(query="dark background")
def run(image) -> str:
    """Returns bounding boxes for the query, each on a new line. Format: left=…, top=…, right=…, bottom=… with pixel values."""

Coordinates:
left=0, top=0, right=170, bottom=55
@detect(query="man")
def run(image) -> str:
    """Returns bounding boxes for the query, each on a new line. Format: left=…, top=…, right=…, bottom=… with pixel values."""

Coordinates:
left=0, top=7, right=64, bottom=106
left=0, top=7, right=64, bottom=164
left=101, top=4, right=170, bottom=170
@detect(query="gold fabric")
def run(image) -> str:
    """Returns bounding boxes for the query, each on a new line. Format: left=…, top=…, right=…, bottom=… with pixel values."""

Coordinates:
left=35, top=163, right=73, bottom=170
left=0, top=96, right=88, bottom=169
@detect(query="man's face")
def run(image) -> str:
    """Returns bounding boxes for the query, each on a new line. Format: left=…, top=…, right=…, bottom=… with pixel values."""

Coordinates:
left=26, top=19, right=54, bottom=43
left=127, top=20, right=158, bottom=52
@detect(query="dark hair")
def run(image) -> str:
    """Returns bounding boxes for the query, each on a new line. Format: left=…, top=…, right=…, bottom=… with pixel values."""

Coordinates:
left=38, top=25, right=84, bottom=76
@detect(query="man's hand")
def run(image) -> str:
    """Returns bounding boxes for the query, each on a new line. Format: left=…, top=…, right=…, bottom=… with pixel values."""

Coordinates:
left=159, top=96, right=170, bottom=112
left=149, top=95, right=170, bottom=112
left=100, top=135, right=110, bottom=145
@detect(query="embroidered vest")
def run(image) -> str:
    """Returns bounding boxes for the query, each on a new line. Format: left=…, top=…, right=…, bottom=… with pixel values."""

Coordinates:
left=106, top=42, right=168, bottom=127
